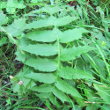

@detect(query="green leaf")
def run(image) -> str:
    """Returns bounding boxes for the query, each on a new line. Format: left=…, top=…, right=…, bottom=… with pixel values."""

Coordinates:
left=39, top=5, right=63, bottom=14
left=5, top=18, right=26, bottom=36
left=0, top=12, right=8, bottom=25
left=31, top=84, right=53, bottom=92
left=86, top=105, right=99, bottom=110
left=13, top=83, right=20, bottom=93
left=58, top=67, right=94, bottom=80
left=55, top=16, right=77, bottom=27
left=26, top=29, right=57, bottom=43
left=60, top=28, right=89, bottom=43
left=25, top=16, right=77, bottom=29
left=36, top=92, right=51, bottom=99
left=25, top=57, right=57, bottom=72
left=15, top=50, right=28, bottom=62
left=94, top=84, right=110, bottom=104
left=21, top=44, right=58, bottom=56
left=61, top=46, right=94, bottom=61
left=49, top=94, right=60, bottom=108
left=101, top=105, right=110, bottom=110
left=25, top=80, right=36, bottom=90
left=55, top=79, right=82, bottom=98
left=25, top=72, right=56, bottom=84
left=52, top=87, right=70, bottom=103
left=16, top=77, right=36, bottom=90
left=25, top=17, right=54, bottom=29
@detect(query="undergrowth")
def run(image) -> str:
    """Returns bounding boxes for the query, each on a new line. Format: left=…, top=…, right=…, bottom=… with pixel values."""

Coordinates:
left=0, top=0, right=110, bottom=110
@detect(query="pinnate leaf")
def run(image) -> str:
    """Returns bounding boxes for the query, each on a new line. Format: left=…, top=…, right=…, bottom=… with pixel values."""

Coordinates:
left=58, top=67, right=94, bottom=79
left=60, top=28, right=89, bottom=43
left=5, top=18, right=26, bottom=36
left=26, top=30, right=57, bottom=42
left=32, top=84, right=53, bottom=93
left=55, top=79, right=82, bottom=98
left=61, top=46, right=94, bottom=61
left=25, top=57, right=57, bottom=72
left=25, top=16, right=77, bottom=29
left=94, top=84, right=110, bottom=104
left=52, top=87, right=70, bottom=103
left=21, top=44, right=58, bottom=56
left=25, top=72, right=56, bottom=84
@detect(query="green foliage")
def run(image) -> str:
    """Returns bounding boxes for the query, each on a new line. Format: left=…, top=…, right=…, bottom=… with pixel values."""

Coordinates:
left=10, top=3, right=95, bottom=109
left=60, top=28, right=89, bottom=43
left=0, top=0, right=110, bottom=110
left=26, top=30, right=57, bottom=42
left=61, top=46, right=94, bottom=61
left=21, top=44, right=58, bottom=56
left=55, top=79, right=82, bottom=98
left=5, top=18, right=26, bottom=36
left=25, top=57, right=57, bottom=72
left=58, top=67, right=94, bottom=79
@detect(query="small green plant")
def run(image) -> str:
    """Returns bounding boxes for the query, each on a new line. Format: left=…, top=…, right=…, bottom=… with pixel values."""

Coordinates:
left=0, top=0, right=110, bottom=110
